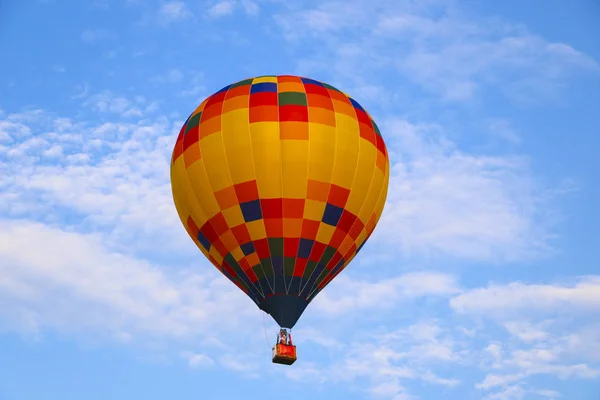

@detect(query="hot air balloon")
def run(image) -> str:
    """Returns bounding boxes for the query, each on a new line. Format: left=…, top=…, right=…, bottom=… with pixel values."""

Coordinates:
left=170, top=75, right=390, bottom=365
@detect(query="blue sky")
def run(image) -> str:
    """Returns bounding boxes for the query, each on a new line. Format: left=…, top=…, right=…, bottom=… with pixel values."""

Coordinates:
left=1, top=0, right=600, bottom=399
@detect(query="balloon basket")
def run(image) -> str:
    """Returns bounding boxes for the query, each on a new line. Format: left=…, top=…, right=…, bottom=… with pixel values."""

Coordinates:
left=272, top=343, right=297, bottom=365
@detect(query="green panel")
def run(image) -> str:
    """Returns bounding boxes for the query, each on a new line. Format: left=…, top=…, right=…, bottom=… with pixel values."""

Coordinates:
left=372, top=120, right=382, bottom=137
left=224, top=253, right=245, bottom=276
left=260, top=258, right=274, bottom=277
left=185, top=112, right=201, bottom=134
left=231, top=78, right=254, bottom=88
left=278, top=92, right=308, bottom=106
left=283, top=257, right=296, bottom=277
left=268, top=238, right=284, bottom=257
left=252, top=264, right=266, bottom=281
left=319, top=246, right=337, bottom=266
left=322, top=83, right=343, bottom=93
left=303, top=260, right=318, bottom=280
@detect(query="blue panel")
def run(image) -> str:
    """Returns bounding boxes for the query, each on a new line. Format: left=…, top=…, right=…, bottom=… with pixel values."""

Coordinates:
left=197, top=231, right=211, bottom=251
left=240, top=241, right=255, bottom=255
left=349, top=97, right=365, bottom=113
left=322, top=203, right=343, bottom=226
left=272, top=256, right=285, bottom=293
left=272, top=256, right=284, bottom=274
left=287, top=277, right=302, bottom=295
left=298, top=239, right=314, bottom=259
left=258, top=294, right=309, bottom=329
left=216, top=84, right=232, bottom=93
left=299, top=263, right=326, bottom=297
left=300, top=77, right=324, bottom=86
left=356, top=240, right=366, bottom=254
left=240, top=199, right=262, bottom=222
left=250, top=82, right=278, bottom=93
left=258, top=278, right=274, bottom=296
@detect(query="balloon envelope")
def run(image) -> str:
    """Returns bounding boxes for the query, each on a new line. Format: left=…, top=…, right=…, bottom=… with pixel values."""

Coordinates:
left=170, top=75, right=389, bottom=328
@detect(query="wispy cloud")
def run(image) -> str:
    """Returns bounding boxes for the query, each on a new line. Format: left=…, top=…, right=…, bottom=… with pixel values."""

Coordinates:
left=80, top=29, right=115, bottom=43
left=450, top=277, right=600, bottom=315
left=274, top=0, right=599, bottom=103
left=372, top=119, right=555, bottom=262
left=157, top=1, right=192, bottom=23
left=207, top=0, right=236, bottom=18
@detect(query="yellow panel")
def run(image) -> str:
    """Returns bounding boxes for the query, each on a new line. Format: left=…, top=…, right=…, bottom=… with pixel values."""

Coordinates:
left=357, top=167, right=385, bottom=222
left=200, top=132, right=233, bottom=193
left=171, top=159, right=192, bottom=227
left=281, top=140, right=309, bottom=199
left=345, top=138, right=377, bottom=215
left=209, top=245, right=224, bottom=264
left=222, top=205, right=245, bottom=228
left=303, top=199, right=326, bottom=221
left=172, top=157, right=209, bottom=226
left=307, top=123, right=336, bottom=183
left=372, top=167, right=390, bottom=226
left=185, top=161, right=221, bottom=219
left=330, top=113, right=360, bottom=189
left=338, top=236, right=354, bottom=257
left=222, top=109, right=255, bottom=185
left=355, top=230, right=368, bottom=247
left=231, top=247, right=245, bottom=262
left=252, top=76, right=278, bottom=84
left=315, top=223, right=335, bottom=244
left=249, top=122, right=281, bottom=198
left=246, top=220, right=267, bottom=240
left=278, top=82, right=305, bottom=92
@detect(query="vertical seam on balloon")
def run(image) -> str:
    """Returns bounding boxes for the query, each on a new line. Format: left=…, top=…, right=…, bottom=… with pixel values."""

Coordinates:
left=308, top=125, right=388, bottom=301
left=287, top=77, right=312, bottom=296
left=246, top=78, right=276, bottom=295
left=304, top=93, right=364, bottom=299
left=298, top=82, right=339, bottom=297
left=277, top=77, right=291, bottom=296
left=180, top=112, right=252, bottom=298
left=216, top=84, right=266, bottom=300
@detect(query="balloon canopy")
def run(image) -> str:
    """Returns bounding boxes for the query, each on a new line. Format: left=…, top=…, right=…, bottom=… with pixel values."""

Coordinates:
left=170, top=75, right=389, bottom=329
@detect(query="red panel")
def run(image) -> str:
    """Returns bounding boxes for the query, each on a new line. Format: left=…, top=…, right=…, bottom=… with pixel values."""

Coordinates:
left=300, top=219, right=320, bottom=239
left=234, top=180, right=259, bottom=203
left=186, top=216, right=200, bottom=238
left=337, top=210, right=357, bottom=233
left=250, top=92, right=278, bottom=107
left=209, top=213, right=229, bottom=236
left=283, top=237, right=300, bottom=258
left=199, top=222, right=218, bottom=243
left=182, top=125, right=199, bottom=151
left=293, top=258, right=308, bottom=277
left=231, top=224, right=252, bottom=244
left=328, top=228, right=346, bottom=248
left=309, top=242, right=327, bottom=262
left=261, top=198, right=283, bottom=219
left=327, top=184, right=350, bottom=208
left=254, top=238, right=270, bottom=259
left=279, top=105, right=308, bottom=122
left=282, top=198, right=305, bottom=218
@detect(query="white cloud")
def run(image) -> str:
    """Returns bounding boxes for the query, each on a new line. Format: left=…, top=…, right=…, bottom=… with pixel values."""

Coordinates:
left=0, top=220, right=256, bottom=339
left=310, top=272, right=458, bottom=315
left=503, top=321, right=550, bottom=343
left=184, top=352, right=215, bottom=368
left=158, top=1, right=192, bottom=23
left=274, top=0, right=598, bottom=103
left=286, top=321, right=462, bottom=399
left=372, top=119, right=553, bottom=262
left=207, top=0, right=236, bottom=18
left=450, top=277, right=600, bottom=315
